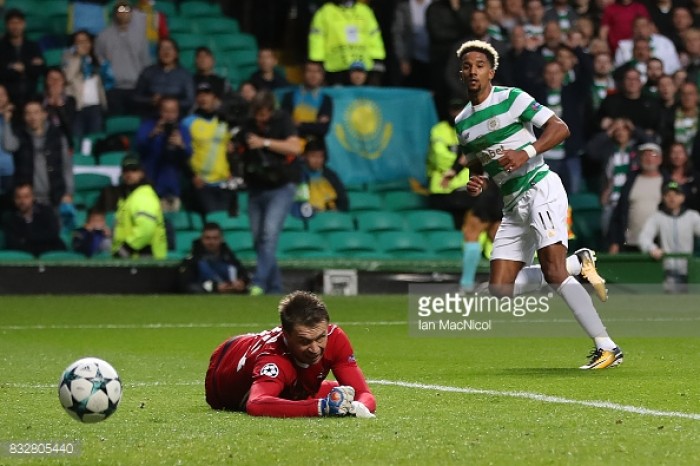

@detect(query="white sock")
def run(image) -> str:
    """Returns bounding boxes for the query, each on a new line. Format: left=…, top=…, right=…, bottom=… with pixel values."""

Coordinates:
left=594, top=337, right=617, bottom=351
left=514, top=265, right=548, bottom=295
left=514, top=257, right=582, bottom=297
left=566, top=254, right=582, bottom=276
left=557, top=276, right=611, bottom=341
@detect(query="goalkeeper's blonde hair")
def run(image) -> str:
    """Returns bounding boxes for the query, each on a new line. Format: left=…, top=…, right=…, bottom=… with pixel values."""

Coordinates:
left=456, top=40, right=499, bottom=71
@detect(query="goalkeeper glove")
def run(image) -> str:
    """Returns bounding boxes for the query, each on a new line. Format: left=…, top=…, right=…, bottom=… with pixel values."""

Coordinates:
left=318, top=386, right=355, bottom=416
left=349, top=401, right=376, bottom=419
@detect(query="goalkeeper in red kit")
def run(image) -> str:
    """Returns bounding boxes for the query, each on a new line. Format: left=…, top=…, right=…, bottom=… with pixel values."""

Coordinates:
left=205, top=291, right=376, bottom=418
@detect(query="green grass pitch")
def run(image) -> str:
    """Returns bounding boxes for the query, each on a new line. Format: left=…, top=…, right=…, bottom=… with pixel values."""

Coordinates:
left=0, top=294, right=699, bottom=465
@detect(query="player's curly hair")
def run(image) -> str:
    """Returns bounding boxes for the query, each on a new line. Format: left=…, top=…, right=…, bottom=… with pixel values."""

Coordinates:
left=279, top=291, right=330, bottom=332
left=456, top=40, right=499, bottom=71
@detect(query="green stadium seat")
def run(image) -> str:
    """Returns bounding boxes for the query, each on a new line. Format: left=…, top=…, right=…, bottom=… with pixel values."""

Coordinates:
left=355, top=211, right=404, bottom=233
left=377, top=231, right=431, bottom=258
left=105, top=115, right=141, bottom=136
left=569, top=192, right=601, bottom=210
left=569, top=193, right=603, bottom=251
left=308, top=212, right=355, bottom=234
left=46, top=14, right=69, bottom=37
left=168, top=210, right=196, bottom=231
left=0, top=250, right=35, bottom=261
left=216, top=57, right=242, bottom=81
left=98, top=151, right=126, bottom=166
left=166, top=250, right=187, bottom=261
left=175, top=231, right=200, bottom=252
left=77, top=191, right=102, bottom=210
left=43, top=48, right=65, bottom=67
left=228, top=49, right=258, bottom=68
left=237, top=191, right=248, bottom=213
left=206, top=211, right=250, bottom=231
left=224, top=231, right=254, bottom=257
left=326, top=232, right=378, bottom=255
left=156, top=2, right=178, bottom=18
left=278, top=232, right=329, bottom=257
left=72, top=153, right=97, bottom=166
left=194, top=17, right=239, bottom=35
left=179, top=1, right=221, bottom=18
left=345, top=184, right=366, bottom=193
left=347, top=192, right=382, bottom=212
left=166, top=16, right=194, bottom=35
left=74, top=173, right=112, bottom=191
left=367, top=179, right=411, bottom=193
left=35, top=1, right=70, bottom=18
left=406, top=210, right=455, bottom=233
left=211, top=33, right=256, bottom=53
left=38, top=251, right=87, bottom=261
left=179, top=49, right=197, bottom=72
left=73, top=210, right=88, bottom=228
left=283, top=216, right=306, bottom=232
left=427, top=231, right=463, bottom=259
left=172, top=33, right=208, bottom=51
left=382, top=191, right=427, bottom=211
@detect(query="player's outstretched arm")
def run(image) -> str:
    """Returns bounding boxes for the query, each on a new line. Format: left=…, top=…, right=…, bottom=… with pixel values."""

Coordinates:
left=246, top=381, right=323, bottom=417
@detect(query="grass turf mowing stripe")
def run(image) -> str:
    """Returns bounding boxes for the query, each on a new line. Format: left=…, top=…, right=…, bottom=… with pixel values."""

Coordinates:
left=7, top=379, right=700, bottom=422
left=0, top=321, right=406, bottom=330
left=2, top=316, right=699, bottom=330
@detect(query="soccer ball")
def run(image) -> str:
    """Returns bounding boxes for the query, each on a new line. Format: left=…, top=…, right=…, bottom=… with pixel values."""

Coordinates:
left=58, top=357, right=122, bottom=423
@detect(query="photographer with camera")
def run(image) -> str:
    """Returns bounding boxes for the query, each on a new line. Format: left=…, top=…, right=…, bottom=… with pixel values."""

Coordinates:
left=135, top=95, right=192, bottom=213
left=235, top=90, right=302, bottom=294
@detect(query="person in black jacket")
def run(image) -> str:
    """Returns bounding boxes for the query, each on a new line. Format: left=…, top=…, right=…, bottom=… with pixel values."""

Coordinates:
left=179, top=222, right=251, bottom=294
left=2, top=182, right=66, bottom=256
left=0, top=9, right=45, bottom=106
left=532, top=45, right=591, bottom=193
left=608, top=142, right=670, bottom=254
left=2, top=98, right=73, bottom=209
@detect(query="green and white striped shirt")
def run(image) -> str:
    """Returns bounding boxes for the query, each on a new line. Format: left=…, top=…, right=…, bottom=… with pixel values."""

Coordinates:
left=454, top=86, right=554, bottom=211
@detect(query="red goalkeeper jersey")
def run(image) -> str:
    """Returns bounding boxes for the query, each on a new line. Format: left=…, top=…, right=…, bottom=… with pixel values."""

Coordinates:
left=205, top=324, right=376, bottom=417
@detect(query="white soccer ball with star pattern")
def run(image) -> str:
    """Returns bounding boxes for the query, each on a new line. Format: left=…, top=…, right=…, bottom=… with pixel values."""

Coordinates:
left=58, top=357, right=122, bottom=423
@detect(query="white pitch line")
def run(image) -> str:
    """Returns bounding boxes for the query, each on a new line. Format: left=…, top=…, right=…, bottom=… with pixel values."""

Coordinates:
left=5, top=379, right=699, bottom=422
left=368, top=379, right=700, bottom=421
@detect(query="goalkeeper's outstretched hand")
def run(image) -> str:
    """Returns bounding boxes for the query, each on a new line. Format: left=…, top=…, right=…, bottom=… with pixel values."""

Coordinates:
left=318, top=386, right=355, bottom=416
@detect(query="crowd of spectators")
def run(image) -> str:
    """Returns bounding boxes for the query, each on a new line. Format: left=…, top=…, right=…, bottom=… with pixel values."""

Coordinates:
left=2, top=0, right=700, bottom=290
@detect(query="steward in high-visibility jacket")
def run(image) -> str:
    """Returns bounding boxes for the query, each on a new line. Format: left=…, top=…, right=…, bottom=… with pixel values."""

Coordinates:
left=427, top=121, right=471, bottom=195
left=308, top=0, right=386, bottom=73
left=112, top=155, right=167, bottom=259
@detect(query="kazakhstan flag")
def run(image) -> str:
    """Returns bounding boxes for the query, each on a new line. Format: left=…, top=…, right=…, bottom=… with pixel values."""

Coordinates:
left=324, top=87, right=437, bottom=186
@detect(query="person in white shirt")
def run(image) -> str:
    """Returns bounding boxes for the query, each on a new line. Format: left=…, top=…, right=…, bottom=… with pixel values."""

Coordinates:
left=615, top=15, right=681, bottom=75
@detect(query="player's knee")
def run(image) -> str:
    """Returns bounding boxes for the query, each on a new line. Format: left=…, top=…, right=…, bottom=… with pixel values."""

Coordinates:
left=540, top=263, right=568, bottom=286
left=488, top=282, right=513, bottom=298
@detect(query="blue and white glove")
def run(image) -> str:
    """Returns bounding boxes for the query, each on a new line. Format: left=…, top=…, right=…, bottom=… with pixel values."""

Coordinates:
left=349, top=401, right=376, bottom=419
left=318, top=386, right=355, bottom=416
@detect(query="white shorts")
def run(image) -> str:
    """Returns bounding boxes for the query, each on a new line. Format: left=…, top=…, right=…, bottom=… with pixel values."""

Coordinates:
left=491, top=171, right=569, bottom=265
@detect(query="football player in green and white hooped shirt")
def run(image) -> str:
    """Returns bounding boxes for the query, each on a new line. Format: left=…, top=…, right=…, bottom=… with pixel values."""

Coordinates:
left=443, top=39, right=624, bottom=370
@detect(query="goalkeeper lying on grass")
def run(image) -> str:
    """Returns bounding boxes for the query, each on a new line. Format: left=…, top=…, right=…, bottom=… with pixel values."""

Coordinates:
left=205, top=291, right=376, bottom=418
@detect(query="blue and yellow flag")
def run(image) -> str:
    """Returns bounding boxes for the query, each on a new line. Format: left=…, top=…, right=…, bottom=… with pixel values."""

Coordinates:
left=324, top=87, right=437, bottom=186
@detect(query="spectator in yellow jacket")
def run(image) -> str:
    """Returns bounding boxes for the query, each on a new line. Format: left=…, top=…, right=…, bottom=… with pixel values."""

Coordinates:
left=112, top=153, right=167, bottom=259
left=308, top=0, right=386, bottom=85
